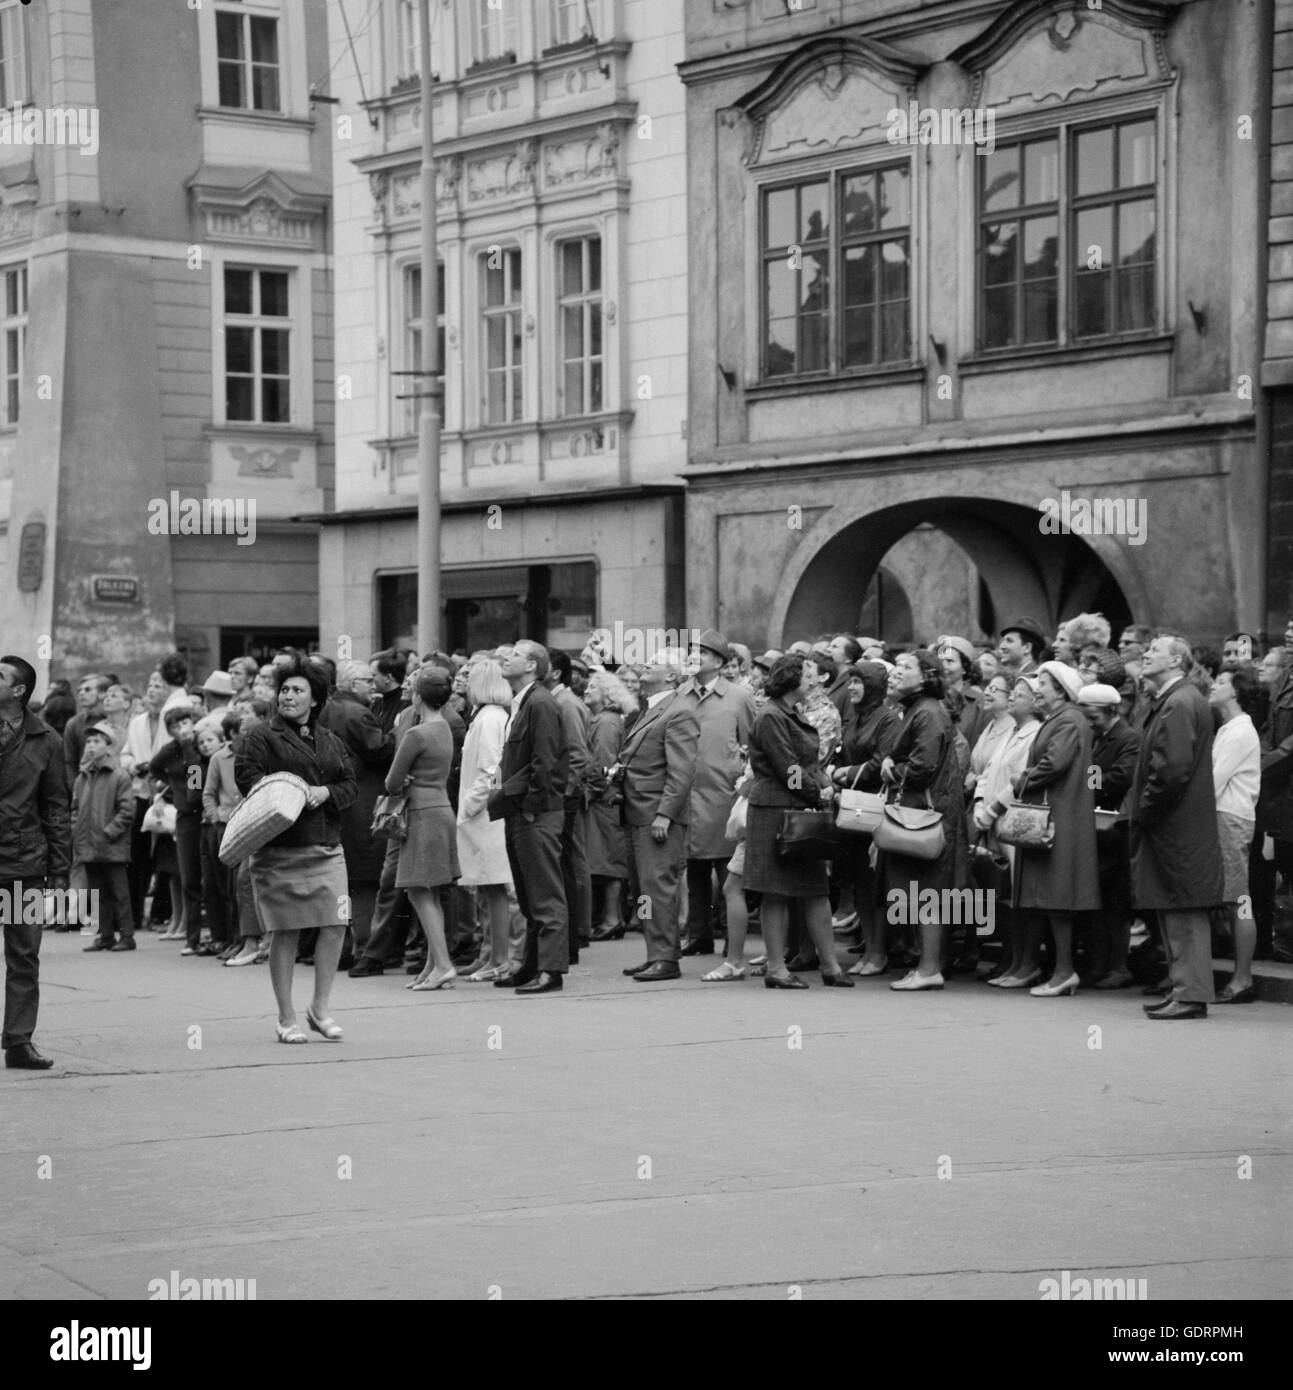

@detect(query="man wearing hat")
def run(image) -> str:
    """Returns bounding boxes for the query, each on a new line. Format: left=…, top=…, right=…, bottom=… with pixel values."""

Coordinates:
left=998, top=617, right=1046, bottom=680
left=200, top=670, right=235, bottom=715
left=1078, top=683, right=1141, bottom=988
left=617, top=663, right=700, bottom=980
left=675, top=630, right=755, bottom=956
left=750, top=650, right=782, bottom=698
left=73, top=720, right=137, bottom=953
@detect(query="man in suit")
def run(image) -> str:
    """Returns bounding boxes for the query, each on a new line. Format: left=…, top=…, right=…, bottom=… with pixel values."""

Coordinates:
left=1130, top=635, right=1224, bottom=1019
left=0, top=655, right=71, bottom=1069
left=488, top=640, right=569, bottom=994
left=619, top=663, right=700, bottom=981
left=546, top=648, right=592, bottom=964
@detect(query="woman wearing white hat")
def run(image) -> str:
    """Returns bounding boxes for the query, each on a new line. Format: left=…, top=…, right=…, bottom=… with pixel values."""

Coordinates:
left=1009, top=661, right=1100, bottom=996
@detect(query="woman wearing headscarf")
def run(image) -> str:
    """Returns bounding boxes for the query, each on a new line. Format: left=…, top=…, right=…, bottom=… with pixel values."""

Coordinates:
left=858, top=650, right=965, bottom=991
left=937, top=635, right=988, bottom=756
left=831, top=661, right=902, bottom=975
left=235, top=654, right=358, bottom=1043
left=1009, top=661, right=1100, bottom=996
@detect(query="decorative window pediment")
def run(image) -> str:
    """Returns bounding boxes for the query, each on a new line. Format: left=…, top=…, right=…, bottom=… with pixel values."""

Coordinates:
left=951, top=0, right=1176, bottom=115
left=737, top=35, right=922, bottom=167
left=188, top=166, right=329, bottom=248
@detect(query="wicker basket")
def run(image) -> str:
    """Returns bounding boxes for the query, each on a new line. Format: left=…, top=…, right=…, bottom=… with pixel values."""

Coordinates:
left=218, top=772, right=310, bottom=866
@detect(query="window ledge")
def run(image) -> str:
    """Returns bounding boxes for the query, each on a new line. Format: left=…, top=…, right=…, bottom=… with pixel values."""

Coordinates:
left=744, top=365, right=926, bottom=399
left=959, top=334, right=1174, bottom=376
left=204, top=423, right=321, bottom=443
left=464, top=54, right=518, bottom=77
left=197, top=107, right=315, bottom=132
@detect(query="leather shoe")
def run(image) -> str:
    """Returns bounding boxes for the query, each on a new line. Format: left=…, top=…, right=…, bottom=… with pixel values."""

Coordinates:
left=5, top=1043, right=53, bottom=1070
left=1217, top=983, right=1256, bottom=1004
left=109, top=940, right=137, bottom=952
left=1142, top=999, right=1172, bottom=1012
left=1141, top=981, right=1170, bottom=997
left=83, top=939, right=112, bottom=951
left=679, top=939, right=713, bottom=957
left=347, top=959, right=384, bottom=977
left=1147, top=1000, right=1207, bottom=1020
left=622, top=962, right=652, bottom=977
left=632, top=961, right=681, bottom=982
left=785, top=954, right=820, bottom=972
left=515, top=971, right=563, bottom=994
left=494, top=971, right=535, bottom=988
left=590, top=925, right=626, bottom=942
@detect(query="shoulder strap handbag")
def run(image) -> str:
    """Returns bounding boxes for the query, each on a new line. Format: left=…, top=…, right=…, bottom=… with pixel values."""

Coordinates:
left=872, top=778, right=945, bottom=862
left=371, top=778, right=411, bottom=843
left=775, top=808, right=839, bottom=861
left=995, top=790, right=1054, bottom=850
left=835, top=763, right=886, bottom=836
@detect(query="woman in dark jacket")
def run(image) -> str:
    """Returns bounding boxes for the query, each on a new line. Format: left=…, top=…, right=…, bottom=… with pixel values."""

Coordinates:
left=832, top=661, right=902, bottom=975
left=1010, top=661, right=1100, bottom=996
left=859, top=650, right=964, bottom=992
left=235, top=655, right=358, bottom=1044
left=743, top=655, right=851, bottom=989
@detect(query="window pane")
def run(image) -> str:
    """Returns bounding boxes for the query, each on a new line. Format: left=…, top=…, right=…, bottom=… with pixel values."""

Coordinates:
left=1024, top=139, right=1058, bottom=204
left=562, top=303, right=584, bottom=359
left=260, top=328, right=288, bottom=376
left=250, top=16, right=278, bottom=63
left=486, top=316, right=507, bottom=366
left=881, top=302, right=908, bottom=361
left=406, top=265, right=421, bottom=316
left=982, top=146, right=1020, bottom=212
left=799, top=250, right=828, bottom=314
left=6, top=378, right=16, bottom=424
left=800, top=181, right=828, bottom=243
left=878, top=168, right=909, bottom=229
left=216, top=11, right=243, bottom=60
left=842, top=307, right=873, bottom=368
left=983, top=221, right=1018, bottom=287
left=225, top=269, right=252, bottom=315
left=262, top=376, right=289, bottom=423
left=587, top=237, right=601, bottom=291
left=766, top=187, right=795, bottom=249
left=765, top=319, right=796, bottom=377
left=842, top=174, right=875, bottom=236
left=880, top=241, right=908, bottom=301
left=484, top=264, right=504, bottom=308
left=983, top=286, right=1016, bottom=349
left=800, top=314, right=828, bottom=373
left=225, top=326, right=253, bottom=374
left=589, top=305, right=602, bottom=356
left=252, top=64, right=280, bottom=111
left=259, top=271, right=289, bottom=317
left=1074, top=269, right=1109, bottom=338
left=561, top=241, right=583, bottom=296
left=1119, top=265, right=1154, bottom=331
left=1119, top=120, right=1155, bottom=188
left=1119, top=200, right=1155, bottom=266
left=842, top=246, right=874, bottom=308
left=1022, top=280, right=1056, bottom=343
left=226, top=377, right=253, bottom=420
left=487, top=373, right=506, bottom=421
left=4, top=271, right=17, bottom=317
left=1024, top=216, right=1056, bottom=281
left=1076, top=127, right=1115, bottom=196
left=589, top=360, right=602, bottom=412
left=508, top=250, right=521, bottom=297
left=564, top=361, right=583, bottom=416
left=1075, top=207, right=1112, bottom=275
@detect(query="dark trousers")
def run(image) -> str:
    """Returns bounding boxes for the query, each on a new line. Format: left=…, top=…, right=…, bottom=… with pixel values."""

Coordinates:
left=85, top=862, right=134, bottom=943
left=561, top=799, right=591, bottom=962
left=127, top=797, right=153, bottom=929
left=200, top=823, right=233, bottom=946
left=174, top=811, right=204, bottom=947
left=631, top=822, right=687, bottom=962
left=1, top=879, right=41, bottom=1049
left=347, top=881, right=379, bottom=956
left=360, top=837, right=412, bottom=967
left=505, top=810, right=569, bottom=975
left=684, top=857, right=728, bottom=943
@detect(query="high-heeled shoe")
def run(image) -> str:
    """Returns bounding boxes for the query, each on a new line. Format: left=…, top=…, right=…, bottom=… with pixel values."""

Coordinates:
left=995, top=969, right=1041, bottom=990
left=409, top=965, right=457, bottom=991
left=820, top=971, right=854, bottom=987
left=764, top=973, right=808, bottom=989
left=1029, top=973, right=1079, bottom=997
left=305, top=1008, right=343, bottom=1040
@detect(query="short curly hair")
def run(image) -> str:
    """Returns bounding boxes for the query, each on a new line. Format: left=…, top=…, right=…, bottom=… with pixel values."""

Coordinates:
left=764, top=654, right=806, bottom=700
left=1060, top=613, right=1111, bottom=651
left=272, top=653, right=330, bottom=725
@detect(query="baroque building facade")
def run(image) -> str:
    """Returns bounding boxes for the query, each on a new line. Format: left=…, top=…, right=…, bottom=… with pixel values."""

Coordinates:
left=1, top=0, right=333, bottom=690
left=680, top=0, right=1265, bottom=649
left=319, top=0, right=687, bottom=656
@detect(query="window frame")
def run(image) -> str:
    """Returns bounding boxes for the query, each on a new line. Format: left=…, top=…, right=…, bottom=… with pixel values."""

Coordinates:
left=0, top=0, right=29, bottom=110
left=479, top=246, right=525, bottom=426
left=548, top=0, right=601, bottom=50
left=214, top=0, right=283, bottom=113
left=399, top=258, right=446, bottom=437
left=0, top=260, right=26, bottom=428
left=755, top=157, right=916, bottom=384
left=472, top=0, right=520, bottom=66
left=554, top=235, right=604, bottom=419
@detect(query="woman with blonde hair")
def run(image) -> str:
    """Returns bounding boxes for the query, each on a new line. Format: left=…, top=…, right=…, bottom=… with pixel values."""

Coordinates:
left=456, top=658, right=516, bottom=981
left=1053, top=613, right=1111, bottom=666
left=584, top=668, right=637, bottom=940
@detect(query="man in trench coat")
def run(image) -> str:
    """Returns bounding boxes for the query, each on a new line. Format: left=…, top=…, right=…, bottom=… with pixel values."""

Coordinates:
left=1130, top=635, right=1223, bottom=1019
left=675, top=631, right=755, bottom=955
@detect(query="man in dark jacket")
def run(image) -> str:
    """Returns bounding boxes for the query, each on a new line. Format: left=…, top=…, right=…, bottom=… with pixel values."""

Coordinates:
left=149, top=706, right=207, bottom=955
left=0, top=655, right=71, bottom=1068
left=1130, top=636, right=1223, bottom=1019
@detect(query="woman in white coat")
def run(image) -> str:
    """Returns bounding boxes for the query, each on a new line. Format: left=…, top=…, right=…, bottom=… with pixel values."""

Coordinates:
left=456, top=659, right=516, bottom=981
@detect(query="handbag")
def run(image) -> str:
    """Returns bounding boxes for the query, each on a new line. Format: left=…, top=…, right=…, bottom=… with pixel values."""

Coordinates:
left=141, top=797, right=177, bottom=836
left=872, top=784, right=945, bottom=861
left=995, top=792, right=1054, bottom=851
left=835, top=765, right=885, bottom=836
left=371, top=783, right=410, bottom=843
left=218, top=772, right=310, bottom=866
left=775, top=808, right=839, bottom=861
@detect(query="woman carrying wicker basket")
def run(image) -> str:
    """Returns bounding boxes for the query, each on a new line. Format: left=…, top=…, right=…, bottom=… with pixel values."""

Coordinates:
left=234, top=654, right=358, bottom=1043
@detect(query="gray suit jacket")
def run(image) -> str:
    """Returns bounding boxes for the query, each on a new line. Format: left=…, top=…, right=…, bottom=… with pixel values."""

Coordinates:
left=618, top=691, right=699, bottom=827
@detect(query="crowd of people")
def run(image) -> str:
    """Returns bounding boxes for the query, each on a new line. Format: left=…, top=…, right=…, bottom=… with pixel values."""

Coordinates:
left=1, top=608, right=1290, bottom=1062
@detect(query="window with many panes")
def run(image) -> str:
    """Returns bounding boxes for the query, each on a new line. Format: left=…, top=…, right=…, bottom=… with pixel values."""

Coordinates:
left=1, top=263, right=26, bottom=427
left=761, top=164, right=911, bottom=380
left=551, top=0, right=599, bottom=48
left=215, top=2, right=281, bottom=112
left=0, top=0, right=26, bottom=108
left=978, top=114, right=1156, bottom=351
left=557, top=237, right=602, bottom=417
left=402, top=261, right=445, bottom=434
left=474, top=0, right=519, bottom=64
left=224, top=267, right=291, bottom=423
left=482, top=249, right=523, bottom=424
left=396, top=0, right=420, bottom=81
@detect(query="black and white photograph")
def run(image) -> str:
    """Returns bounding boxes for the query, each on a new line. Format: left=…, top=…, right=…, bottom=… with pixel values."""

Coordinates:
left=0, top=0, right=1288, bottom=1343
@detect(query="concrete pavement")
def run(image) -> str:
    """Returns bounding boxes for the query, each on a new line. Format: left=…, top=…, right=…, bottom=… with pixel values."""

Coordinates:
left=1, top=929, right=1289, bottom=1301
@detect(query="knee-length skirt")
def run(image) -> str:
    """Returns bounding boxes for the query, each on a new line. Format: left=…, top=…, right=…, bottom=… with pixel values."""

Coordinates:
left=396, top=803, right=460, bottom=889
left=741, top=803, right=829, bottom=898
left=248, top=843, right=348, bottom=933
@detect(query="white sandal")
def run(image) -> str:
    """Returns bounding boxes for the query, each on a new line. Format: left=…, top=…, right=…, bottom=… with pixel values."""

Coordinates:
left=701, top=961, right=746, bottom=982
left=275, top=1022, right=308, bottom=1044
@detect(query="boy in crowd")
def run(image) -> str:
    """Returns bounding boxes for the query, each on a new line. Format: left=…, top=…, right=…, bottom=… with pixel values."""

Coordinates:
left=74, top=723, right=136, bottom=952
left=149, top=706, right=208, bottom=955
left=198, top=719, right=238, bottom=959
